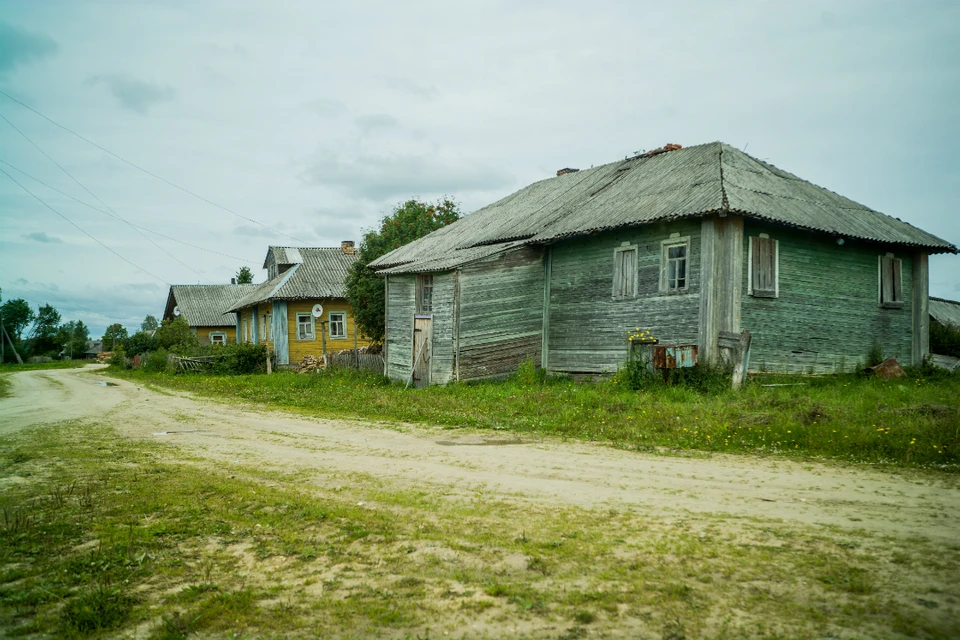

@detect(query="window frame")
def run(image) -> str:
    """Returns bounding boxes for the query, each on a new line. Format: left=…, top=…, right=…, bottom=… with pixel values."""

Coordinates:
left=878, top=254, right=904, bottom=309
left=260, top=313, right=272, bottom=341
left=659, top=236, right=691, bottom=293
left=329, top=311, right=346, bottom=340
left=416, top=274, right=434, bottom=316
left=611, top=243, right=639, bottom=299
left=748, top=235, right=779, bottom=298
left=242, top=318, right=249, bottom=343
left=296, top=313, right=316, bottom=340
left=209, top=332, right=227, bottom=346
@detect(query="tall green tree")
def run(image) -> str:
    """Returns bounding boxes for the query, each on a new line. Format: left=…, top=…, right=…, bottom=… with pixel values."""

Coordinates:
left=156, top=316, right=201, bottom=355
left=345, top=198, right=461, bottom=345
left=235, top=266, right=254, bottom=284
left=102, top=323, right=129, bottom=351
left=1, top=298, right=35, bottom=342
left=31, top=304, right=62, bottom=356
left=141, top=314, right=159, bottom=332
left=56, top=320, right=90, bottom=359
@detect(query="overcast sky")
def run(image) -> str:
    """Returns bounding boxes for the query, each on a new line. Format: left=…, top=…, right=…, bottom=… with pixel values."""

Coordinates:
left=1, top=0, right=957, bottom=338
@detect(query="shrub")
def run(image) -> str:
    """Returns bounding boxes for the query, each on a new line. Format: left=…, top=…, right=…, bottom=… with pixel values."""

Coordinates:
left=866, top=341, right=885, bottom=368
left=931, top=321, right=960, bottom=358
left=142, top=349, right=170, bottom=373
left=514, top=357, right=545, bottom=385
left=107, top=348, right=126, bottom=368
left=211, top=342, right=268, bottom=375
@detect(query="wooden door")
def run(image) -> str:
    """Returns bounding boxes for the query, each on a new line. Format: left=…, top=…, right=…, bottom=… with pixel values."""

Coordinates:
left=412, top=317, right=431, bottom=388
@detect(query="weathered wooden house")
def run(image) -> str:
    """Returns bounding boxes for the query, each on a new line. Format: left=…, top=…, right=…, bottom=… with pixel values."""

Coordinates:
left=163, top=284, right=256, bottom=344
left=226, top=243, right=370, bottom=366
left=371, top=142, right=956, bottom=386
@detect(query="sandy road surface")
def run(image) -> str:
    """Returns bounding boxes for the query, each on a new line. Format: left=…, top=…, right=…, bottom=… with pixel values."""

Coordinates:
left=2, top=365, right=958, bottom=543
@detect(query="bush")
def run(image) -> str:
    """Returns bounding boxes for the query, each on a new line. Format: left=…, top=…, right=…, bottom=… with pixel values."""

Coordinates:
left=513, top=357, right=545, bottom=385
left=142, top=349, right=170, bottom=373
left=108, top=348, right=126, bottom=368
left=211, top=342, right=268, bottom=375
left=866, top=341, right=885, bottom=368
left=931, top=321, right=960, bottom=358
left=156, top=317, right=204, bottom=356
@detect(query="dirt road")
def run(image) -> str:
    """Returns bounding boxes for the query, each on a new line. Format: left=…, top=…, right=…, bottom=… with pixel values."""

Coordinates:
left=2, top=365, right=958, bottom=544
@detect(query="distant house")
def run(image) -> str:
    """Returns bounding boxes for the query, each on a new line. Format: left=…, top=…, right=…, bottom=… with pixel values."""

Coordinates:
left=163, top=284, right=256, bottom=344
left=83, top=339, right=103, bottom=359
left=371, top=142, right=956, bottom=386
left=226, top=243, right=370, bottom=366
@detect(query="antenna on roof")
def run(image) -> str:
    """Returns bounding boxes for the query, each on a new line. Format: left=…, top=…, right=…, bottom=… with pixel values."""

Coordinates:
left=743, top=142, right=749, bottom=152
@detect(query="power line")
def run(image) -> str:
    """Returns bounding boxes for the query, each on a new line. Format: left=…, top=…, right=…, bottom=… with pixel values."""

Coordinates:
left=1, top=111, right=212, bottom=283
left=0, top=158, right=260, bottom=264
left=0, top=166, right=169, bottom=285
left=0, top=88, right=304, bottom=244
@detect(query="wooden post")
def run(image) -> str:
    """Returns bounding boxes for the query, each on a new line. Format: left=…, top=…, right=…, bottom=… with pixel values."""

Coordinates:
left=541, top=246, right=552, bottom=372
left=912, top=252, right=929, bottom=366
left=353, top=318, right=359, bottom=367
left=2, top=324, right=22, bottom=364
left=730, top=330, right=752, bottom=390
left=320, top=320, right=327, bottom=367
left=266, top=350, right=273, bottom=375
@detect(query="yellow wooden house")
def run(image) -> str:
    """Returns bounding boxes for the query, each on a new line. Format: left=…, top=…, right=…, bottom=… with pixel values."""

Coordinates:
left=227, top=243, right=370, bottom=365
left=163, top=284, right=256, bottom=344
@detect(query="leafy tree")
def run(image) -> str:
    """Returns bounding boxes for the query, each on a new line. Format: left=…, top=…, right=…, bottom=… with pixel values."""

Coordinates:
left=56, top=320, right=90, bottom=359
left=31, top=303, right=62, bottom=356
left=235, top=266, right=254, bottom=284
left=931, top=321, right=960, bottom=358
left=102, top=323, right=129, bottom=351
left=126, top=330, right=160, bottom=356
left=346, top=198, right=461, bottom=345
left=141, top=315, right=159, bottom=332
left=155, top=316, right=201, bottom=355
left=1, top=298, right=34, bottom=342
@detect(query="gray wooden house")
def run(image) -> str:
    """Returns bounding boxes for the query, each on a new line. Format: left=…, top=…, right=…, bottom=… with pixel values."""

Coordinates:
left=371, top=142, right=956, bottom=386
left=163, top=284, right=256, bottom=344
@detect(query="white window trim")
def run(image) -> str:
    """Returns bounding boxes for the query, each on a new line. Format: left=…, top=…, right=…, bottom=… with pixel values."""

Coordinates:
left=242, top=319, right=249, bottom=343
left=612, top=242, right=639, bottom=300
left=659, top=236, right=691, bottom=292
left=878, top=253, right=904, bottom=308
left=747, top=235, right=780, bottom=298
left=329, top=311, right=347, bottom=340
left=296, top=313, right=316, bottom=341
left=209, top=332, right=227, bottom=345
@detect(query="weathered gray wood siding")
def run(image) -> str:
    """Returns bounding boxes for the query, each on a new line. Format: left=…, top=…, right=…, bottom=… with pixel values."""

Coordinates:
left=430, top=272, right=456, bottom=385
left=385, top=274, right=415, bottom=381
left=740, top=221, right=915, bottom=373
left=547, top=220, right=702, bottom=373
left=457, top=246, right=545, bottom=380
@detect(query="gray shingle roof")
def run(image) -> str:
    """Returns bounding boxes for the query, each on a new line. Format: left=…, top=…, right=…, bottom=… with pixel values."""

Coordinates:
left=930, top=297, right=960, bottom=328
left=164, top=284, right=257, bottom=327
left=371, top=142, right=956, bottom=273
left=229, top=247, right=357, bottom=311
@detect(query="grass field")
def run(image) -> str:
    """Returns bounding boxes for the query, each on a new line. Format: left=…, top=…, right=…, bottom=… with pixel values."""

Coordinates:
left=2, top=420, right=958, bottom=639
left=1, top=360, right=91, bottom=373
left=108, top=366, right=960, bottom=471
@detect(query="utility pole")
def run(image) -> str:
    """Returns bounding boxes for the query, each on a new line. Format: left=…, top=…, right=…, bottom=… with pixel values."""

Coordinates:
left=2, top=324, right=22, bottom=365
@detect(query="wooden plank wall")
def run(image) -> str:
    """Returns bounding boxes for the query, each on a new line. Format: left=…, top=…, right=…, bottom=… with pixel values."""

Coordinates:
left=547, top=220, right=702, bottom=374
left=740, top=221, right=915, bottom=373
left=430, top=272, right=456, bottom=385
left=386, top=274, right=415, bottom=381
left=457, top=246, right=545, bottom=381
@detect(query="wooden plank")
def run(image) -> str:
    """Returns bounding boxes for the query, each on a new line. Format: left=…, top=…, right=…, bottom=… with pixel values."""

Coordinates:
left=412, top=317, right=431, bottom=388
left=912, top=252, right=929, bottom=365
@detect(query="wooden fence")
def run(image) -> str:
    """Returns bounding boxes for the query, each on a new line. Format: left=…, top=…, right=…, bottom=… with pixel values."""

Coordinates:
left=327, top=351, right=384, bottom=374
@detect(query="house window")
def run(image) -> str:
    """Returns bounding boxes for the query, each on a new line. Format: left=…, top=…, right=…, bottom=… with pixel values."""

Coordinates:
left=879, top=254, right=903, bottom=308
left=661, top=237, right=690, bottom=291
left=416, top=274, right=433, bottom=315
left=296, top=313, right=315, bottom=340
left=612, top=244, right=638, bottom=298
left=329, top=312, right=346, bottom=339
left=749, top=235, right=778, bottom=298
left=261, top=314, right=272, bottom=341
left=210, top=332, right=226, bottom=345
left=242, top=319, right=249, bottom=343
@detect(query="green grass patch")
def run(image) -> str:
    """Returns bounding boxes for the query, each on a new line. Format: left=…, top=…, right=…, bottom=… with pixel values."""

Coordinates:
left=2, top=360, right=92, bottom=373
left=1, top=420, right=958, bottom=637
left=0, top=375, right=10, bottom=399
left=108, top=366, right=960, bottom=470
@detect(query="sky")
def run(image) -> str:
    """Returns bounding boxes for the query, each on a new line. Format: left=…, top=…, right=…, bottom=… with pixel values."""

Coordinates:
left=0, top=0, right=958, bottom=338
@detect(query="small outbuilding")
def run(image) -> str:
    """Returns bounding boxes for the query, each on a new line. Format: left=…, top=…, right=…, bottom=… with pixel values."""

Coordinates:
left=371, top=142, right=956, bottom=386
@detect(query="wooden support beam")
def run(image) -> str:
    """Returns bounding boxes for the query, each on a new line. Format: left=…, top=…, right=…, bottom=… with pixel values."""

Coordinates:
left=541, top=246, right=552, bottom=371
left=912, top=252, right=929, bottom=366
left=698, top=216, right=744, bottom=363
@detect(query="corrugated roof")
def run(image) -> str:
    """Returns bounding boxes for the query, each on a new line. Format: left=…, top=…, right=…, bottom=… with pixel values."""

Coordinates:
left=371, top=142, right=956, bottom=273
left=164, top=284, right=256, bottom=327
left=229, top=247, right=357, bottom=311
left=262, top=246, right=303, bottom=269
left=930, top=297, right=960, bottom=328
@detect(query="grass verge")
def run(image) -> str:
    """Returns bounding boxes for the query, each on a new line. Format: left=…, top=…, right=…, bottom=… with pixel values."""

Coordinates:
left=2, top=420, right=958, bottom=638
left=107, top=367, right=960, bottom=470
left=2, top=360, right=91, bottom=373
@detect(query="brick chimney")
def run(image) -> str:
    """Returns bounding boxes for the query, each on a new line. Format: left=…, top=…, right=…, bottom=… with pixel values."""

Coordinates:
left=556, top=168, right=579, bottom=177
left=341, top=240, right=356, bottom=255
left=230, top=277, right=237, bottom=285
